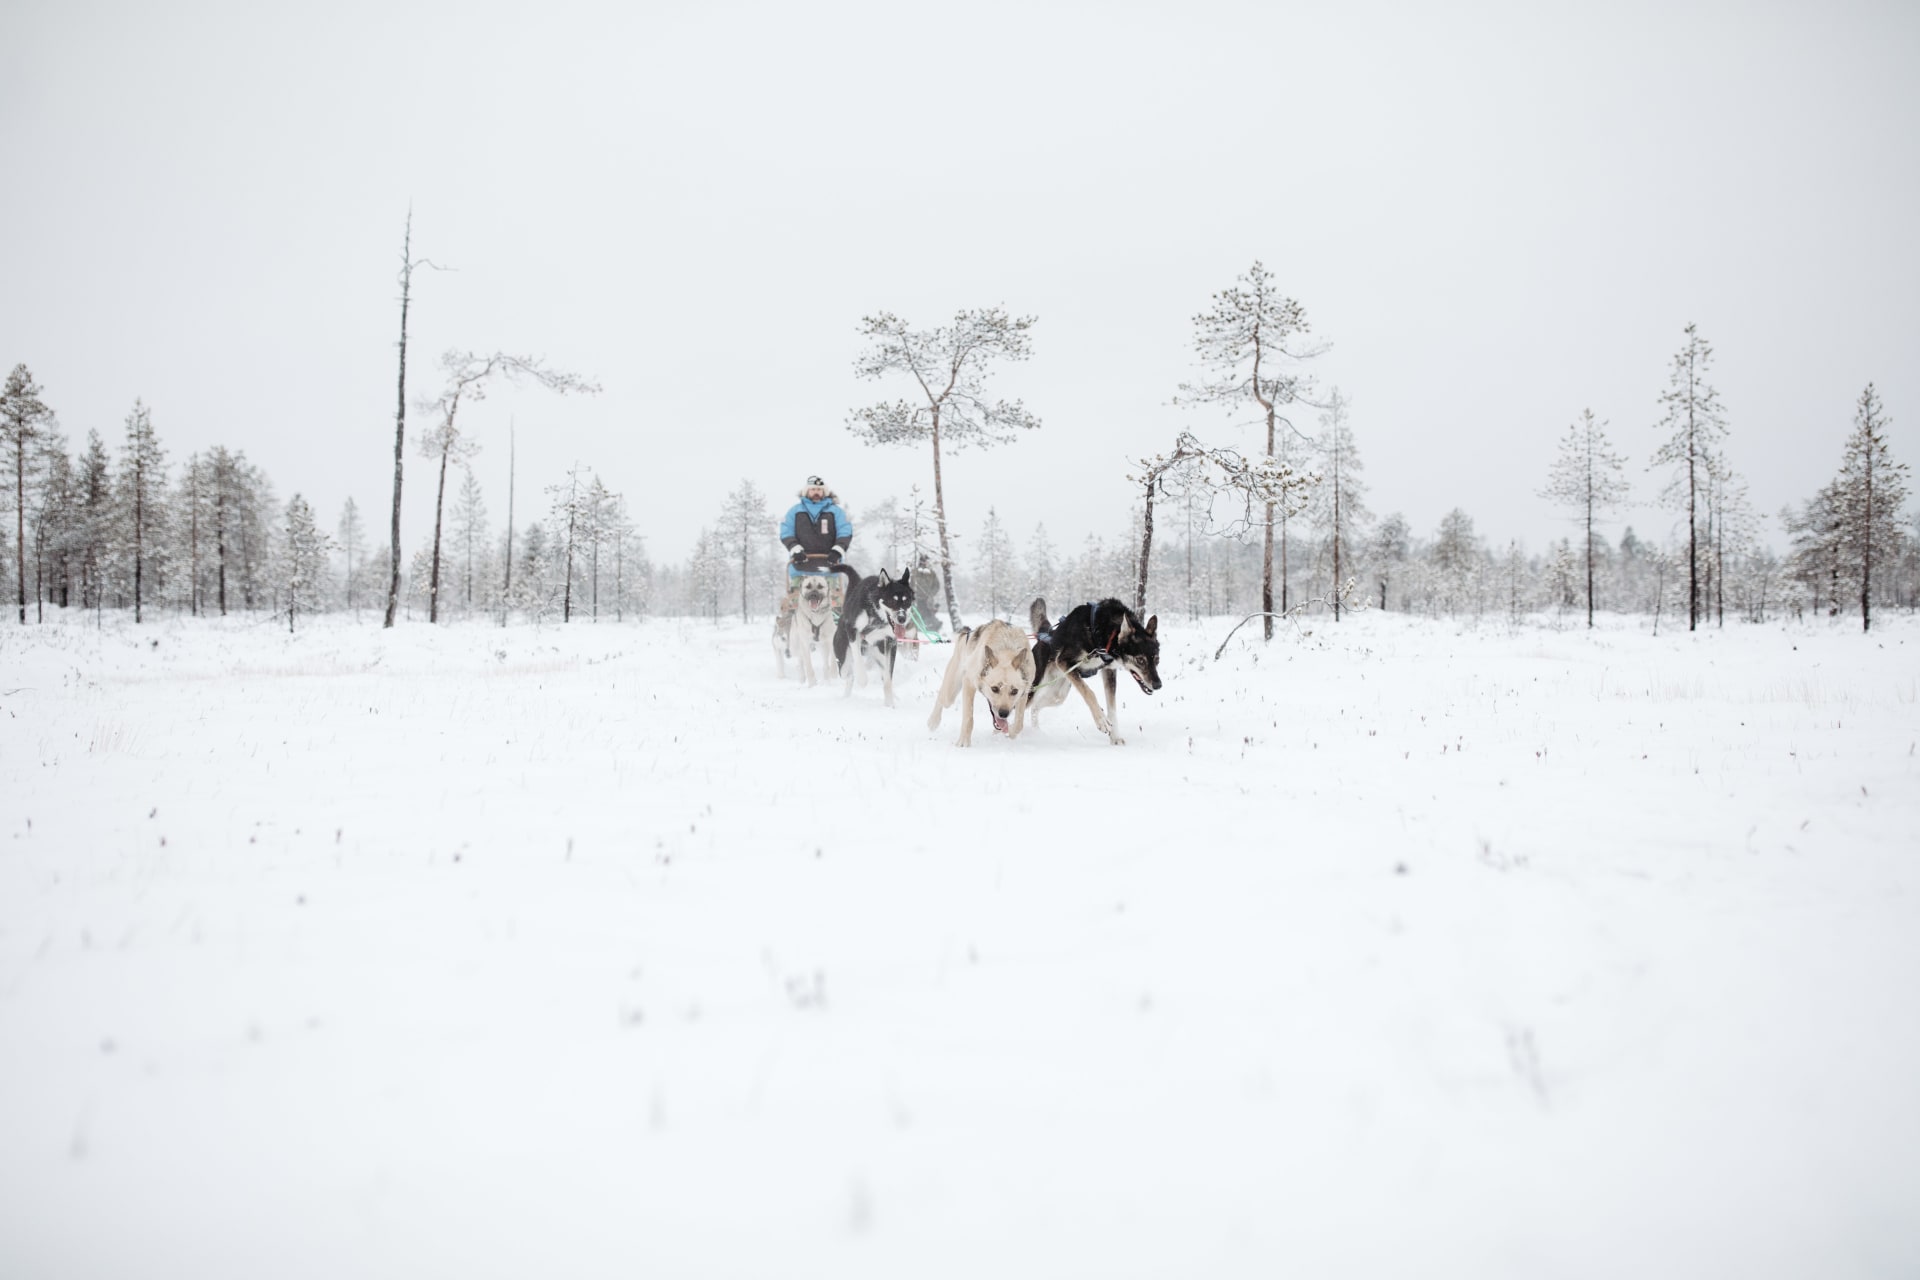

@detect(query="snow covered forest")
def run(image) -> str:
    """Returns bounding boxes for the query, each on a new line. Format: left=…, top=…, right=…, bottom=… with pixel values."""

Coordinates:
left=4, top=272, right=1913, bottom=635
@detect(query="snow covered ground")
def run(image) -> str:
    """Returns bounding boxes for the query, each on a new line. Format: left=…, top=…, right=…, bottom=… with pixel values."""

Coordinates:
left=2, top=607, right=1916, bottom=1279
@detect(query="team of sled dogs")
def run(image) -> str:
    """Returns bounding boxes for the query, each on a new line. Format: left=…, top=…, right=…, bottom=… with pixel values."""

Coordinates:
left=774, top=562, right=1164, bottom=746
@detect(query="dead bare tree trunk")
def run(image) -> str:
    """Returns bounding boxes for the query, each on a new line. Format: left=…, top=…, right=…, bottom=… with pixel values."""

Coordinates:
left=428, top=437, right=451, bottom=623
left=500, top=417, right=515, bottom=624
left=384, top=211, right=415, bottom=629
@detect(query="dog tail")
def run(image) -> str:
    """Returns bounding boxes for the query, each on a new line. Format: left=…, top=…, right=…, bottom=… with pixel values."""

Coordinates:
left=831, top=563, right=861, bottom=589
left=1027, top=598, right=1053, bottom=701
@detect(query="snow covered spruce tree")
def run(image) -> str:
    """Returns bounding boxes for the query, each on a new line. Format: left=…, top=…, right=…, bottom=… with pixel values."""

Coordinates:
left=117, top=399, right=168, bottom=623
left=337, top=496, right=367, bottom=618
left=716, top=479, right=770, bottom=623
left=1308, top=388, right=1370, bottom=620
left=1177, top=262, right=1326, bottom=638
left=1430, top=508, right=1483, bottom=617
left=1831, top=383, right=1909, bottom=631
left=1649, top=324, right=1728, bottom=632
left=419, top=351, right=598, bottom=624
left=2, top=363, right=54, bottom=624
left=847, top=308, right=1042, bottom=630
left=1368, top=513, right=1411, bottom=611
left=970, top=506, right=1019, bottom=620
left=1538, top=408, right=1630, bottom=627
left=450, top=467, right=490, bottom=618
left=28, top=424, right=75, bottom=618
left=279, top=495, right=332, bottom=631
left=547, top=463, right=587, bottom=622
left=74, top=430, right=112, bottom=617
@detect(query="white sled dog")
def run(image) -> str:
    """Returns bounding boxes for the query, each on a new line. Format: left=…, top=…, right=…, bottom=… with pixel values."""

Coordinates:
left=927, top=619, right=1037, bottom=746
left=774, top=572, right=838, bottom=685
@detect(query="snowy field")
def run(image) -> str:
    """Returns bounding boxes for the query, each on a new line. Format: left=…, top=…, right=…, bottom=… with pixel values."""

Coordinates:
left=2, top=607, right=1916, bottom=1279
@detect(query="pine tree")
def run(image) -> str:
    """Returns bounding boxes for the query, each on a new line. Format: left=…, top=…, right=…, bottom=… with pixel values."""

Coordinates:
left=30, top=426, right=75, bottom=618
left=1025, top=523, right=1058, bottom=612
left=450, top=467, right=489, bottom=617
left=970, top=506, right=1019, bottom=619
left=117, top=399, right=168, bottom=623
left=1649, top=324, right=1728, bottom=632
left=1308, top=388, right=1370, bottom=620
left=716, top=479, right=770, bottom=623
left=1833, top=383, right=1910, bottom=631
left=1368, top=514, right=1411, bottom=611
left=337, top=496, right=367, bottom=618
left=847, top=308, right=1042, bottom=630
left=1177, top=261, right=1325, bottom=639
left=1432, top=509, right=1481, bottom=617
left=1, top=364, right=54, bottom=624
left=75, top=431, right=112, bottom=617
left=280, top=494, right=332, bottom=631
left=1539, top=408, right=1630, bottom=627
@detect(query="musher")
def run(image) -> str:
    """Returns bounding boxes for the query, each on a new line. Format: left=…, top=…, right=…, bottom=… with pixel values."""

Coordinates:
left=776, top=475, right=852, bottom=640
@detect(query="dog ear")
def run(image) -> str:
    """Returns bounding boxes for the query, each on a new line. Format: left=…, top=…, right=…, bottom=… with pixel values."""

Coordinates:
left=1116, top=613, right=1133, bottom=641
left=1018, top=650, right=1035, bottom=680
left=1146, top=614, right=1158, bottom=636
left=878, top=569, right=892, bottom=585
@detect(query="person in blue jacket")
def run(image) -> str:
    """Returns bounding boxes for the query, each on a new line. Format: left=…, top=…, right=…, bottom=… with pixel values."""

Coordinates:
left=777, top=475, right=853, bottom=632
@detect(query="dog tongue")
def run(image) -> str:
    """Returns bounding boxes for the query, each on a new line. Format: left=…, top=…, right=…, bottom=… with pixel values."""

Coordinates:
left=992, top=714, right=1009, bottom=733
left=892, top=624, right=910, bottom=641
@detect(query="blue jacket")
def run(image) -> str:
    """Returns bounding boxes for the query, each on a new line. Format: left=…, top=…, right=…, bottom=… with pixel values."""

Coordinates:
left=780, top=493, right=852, bottom=557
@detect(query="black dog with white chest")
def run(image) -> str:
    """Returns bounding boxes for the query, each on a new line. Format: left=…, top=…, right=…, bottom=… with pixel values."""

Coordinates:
left=1028, top=597, right=1162, bottom=745
left=832, top=564, right=917, bottom=707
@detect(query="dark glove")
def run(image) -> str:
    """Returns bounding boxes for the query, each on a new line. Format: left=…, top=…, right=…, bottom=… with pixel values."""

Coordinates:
left=788, top=545, right=808, bottom=562
left=826, top=548, right=843, bottom=564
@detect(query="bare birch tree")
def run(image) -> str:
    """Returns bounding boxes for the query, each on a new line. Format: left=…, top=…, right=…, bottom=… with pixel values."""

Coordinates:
left=847, top=308, right=1042, bottom=629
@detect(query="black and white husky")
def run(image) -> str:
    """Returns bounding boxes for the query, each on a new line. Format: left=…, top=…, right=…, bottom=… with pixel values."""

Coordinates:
left=1028, top=597, right=1162, bottom=745
left=832, top=564, right=917, bottom=707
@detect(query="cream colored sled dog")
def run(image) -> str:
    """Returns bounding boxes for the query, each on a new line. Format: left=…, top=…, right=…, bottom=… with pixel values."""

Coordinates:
left=927, top=619, right=1037, bottom=746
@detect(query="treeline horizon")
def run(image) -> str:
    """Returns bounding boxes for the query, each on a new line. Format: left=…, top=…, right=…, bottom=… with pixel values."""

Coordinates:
left=3, top=260, right=1913, bottom=634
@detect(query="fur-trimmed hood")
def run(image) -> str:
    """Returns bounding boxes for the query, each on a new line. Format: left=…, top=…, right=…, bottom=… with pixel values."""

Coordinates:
left=795, top=485, right=841, bottom=502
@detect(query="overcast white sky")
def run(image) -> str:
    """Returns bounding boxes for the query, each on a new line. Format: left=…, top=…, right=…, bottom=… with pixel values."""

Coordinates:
left=7, top=1, right=1917, bottom=567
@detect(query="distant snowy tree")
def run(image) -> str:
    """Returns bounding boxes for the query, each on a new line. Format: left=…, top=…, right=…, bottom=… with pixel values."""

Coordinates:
left=1176, top=261, right=1325, bottom=639
left=547, top=463, right=587, bottom=622
left=1024, top=523, right=1059, bottom=612
left=1431, top=508, right=1482, bottom=617
left=847, top=308, right=1042, bottom=630
left=716, top=479, right=770, bottom=622
left=1127, top=431, right=1212, bottom=615
left=1539, top=408, right=1630, bottom=627
left=29, top=425, right=74, bottom=617
left=687, top=527, right=727, bottom=621
left=1649, top=324, right=1728, bottom=632
left=73, top=431, right=113, bottom=617
left=116, top=400, right=168, bottom=623
left=969, top=506, right=1019, bottom=619
left=1307, top=388, right=1370, bottom=620
left=1831, top=383, right=1909, bottom=632
left=279, top=494, right=332, bottom=631
left=1, top=364, right=54, bottom=624
left=1368, top=513, right=1411, bottom=611
left=450, top=466, right=490, bottom=617
left=337, top=496, right=367, bottom=619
